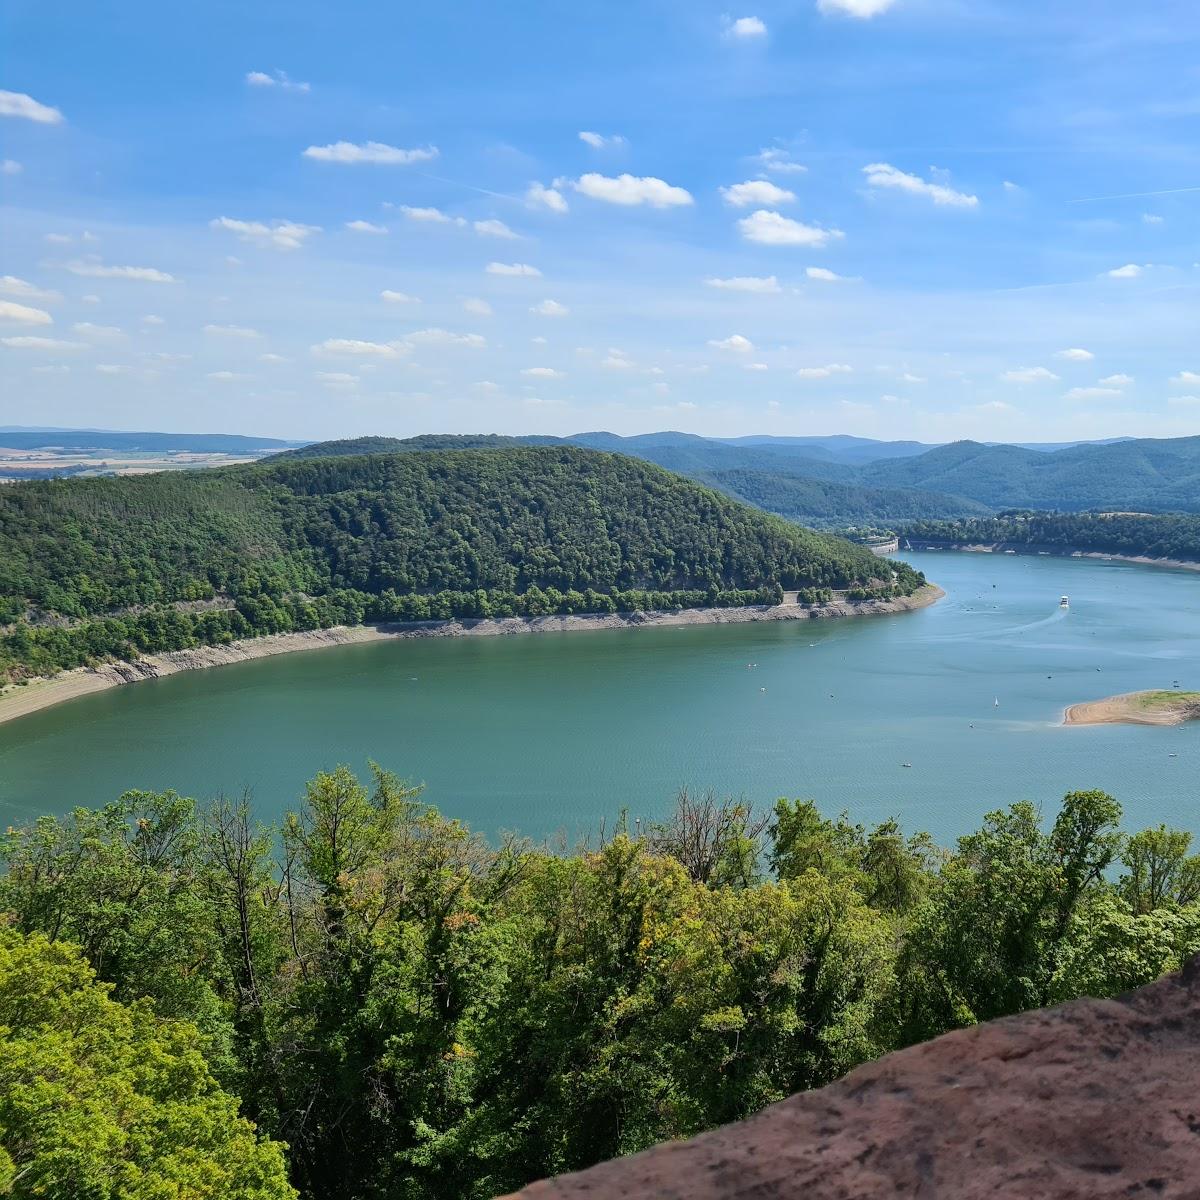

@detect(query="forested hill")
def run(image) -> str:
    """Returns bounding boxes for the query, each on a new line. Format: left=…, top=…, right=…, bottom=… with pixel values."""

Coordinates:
left=0, top=446, right=919, bottom=682
left=902, top=511, right=1200, bottom=563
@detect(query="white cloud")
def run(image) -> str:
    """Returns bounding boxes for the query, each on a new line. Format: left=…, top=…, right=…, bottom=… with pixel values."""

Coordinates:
left=462, top=297, right=493, bottom=316
left=345, top=219, right=386, bottom=234
left=1107, top=263, right=1143, bottom=278
left=745, top=362, right=769, bottom=371
left=207, top=371, right=246, bottom=381
left=796, top=363, right=852, bottom=379
left=474, top=380, right=500, bottom=392
left=313, top=338, right=405, bottom=358
left=1171, top=370, right=1200, bottom=385
left=63, top=260, right=176, bottom=282
left=474, top=218, right=519, bottom=239
left=601, top=350, right=634, bottom=370
left=805, top=266, right=852, bottom=281
left=1064, top=387, right=1123, bottom=401
left=1003, top=180, right=1022, bottom=193
left=521, top=367, right=565, bottom=378
left=527, top=182, right=568, bottom=213
left=72, top=322, right=123, bottom=338
left=260, top=353, right=288, bottom=364
left=245, top=69, right=310, bottom=93
left=399, top=205, right=460, bottom=224
left=1099, top=373, right=1133, bottom=386
left=725, top=16, right=767, bottom=37
left=572, top=173, right=693, bottom=207
left=0, top=276, right=58, bottom=302
left=141, top=315, right=165, bottom=326
left=817, top=0, right=897, bottom=17
left=205, top=323, right=262, bottom=339
left=405, top=328, right=487, bottom=348
left=578, top=132, right=626, bottom=149
left=381, top=289, right=420, bottom=304
left=1001, top=366, right=1058, bottom=383
left=95, top=363, right=132, bottom=375
left=2, top=336, right=84, bottom=350
left=0, top=300, right=52, bottom=326
left=1142, top=213, right=1165, bottom=226
left=901, top=373, right=926, bottom=383
left=530, top=299, right=569, bottom=317
left=709, top=334, right=754, bottom=354
left=0, top=90, right=63, bottom=124
left=737, top=209, right=843, bottom=247
left=316, top=371, right=358, bottom=390
left=487, top=262, right=541, bottom=277
left=211, top=216, right=320, bottom=250
left=302, top=141, right=438, bottom=165
left=720, top=179, right=796, bottom=208
left=705, top=275, right=781, bottom=293
left=753, top=147, right=807, bottom=175
left=1055, top=348, right=1094, bottom=362
left=863, top=163, right=978, bottom=208
left=1, top=159, right=20, bottom=175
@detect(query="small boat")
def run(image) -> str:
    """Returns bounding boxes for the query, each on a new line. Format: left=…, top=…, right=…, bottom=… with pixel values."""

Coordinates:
left=902, top=762, right=912, bottom=768
left=1060, top=595, right=1070, bottom=609
left=993, top=697, right=999, bottom=707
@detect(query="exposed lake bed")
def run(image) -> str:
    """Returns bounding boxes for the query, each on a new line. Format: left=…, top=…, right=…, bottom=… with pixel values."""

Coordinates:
left=1, top=551, right=1195, bottom=845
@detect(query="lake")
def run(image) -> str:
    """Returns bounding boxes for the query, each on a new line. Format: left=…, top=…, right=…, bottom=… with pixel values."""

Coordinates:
left=1, top=551, right=1196, bottom=846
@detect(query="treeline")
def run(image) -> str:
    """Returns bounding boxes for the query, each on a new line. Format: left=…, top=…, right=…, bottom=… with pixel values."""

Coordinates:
left=0, top=447, right=921, bottom=682
left=903, top=511, right=1200, bottom=563
left=1, top=772, right=1197, bottom=1198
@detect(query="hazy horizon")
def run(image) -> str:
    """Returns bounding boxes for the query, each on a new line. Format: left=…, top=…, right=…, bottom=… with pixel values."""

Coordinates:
left=5, top=0, right=1200, bottom=444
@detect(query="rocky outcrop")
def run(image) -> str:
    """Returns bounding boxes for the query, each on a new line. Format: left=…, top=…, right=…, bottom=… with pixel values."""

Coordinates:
left=502, top=957, right=1200, bottom=1200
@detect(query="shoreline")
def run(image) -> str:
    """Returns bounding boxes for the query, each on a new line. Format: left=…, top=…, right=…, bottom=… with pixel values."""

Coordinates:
left=903, top=541, right=1200, bottom=574
left=1064, top=690, right=1200, bottom=728
left=0, top=584, right=944, bottom=728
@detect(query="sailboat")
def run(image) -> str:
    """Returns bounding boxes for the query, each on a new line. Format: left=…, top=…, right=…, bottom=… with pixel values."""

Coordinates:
left=993, top=697, right=1000, bottom=707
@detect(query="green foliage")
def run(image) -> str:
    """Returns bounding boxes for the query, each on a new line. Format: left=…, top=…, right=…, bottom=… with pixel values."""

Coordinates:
left=1, top=775, right=1195, bottom=1199
left=0, top=447, right=916, bottom=682
left=0, top=927, right=295, bottom=1199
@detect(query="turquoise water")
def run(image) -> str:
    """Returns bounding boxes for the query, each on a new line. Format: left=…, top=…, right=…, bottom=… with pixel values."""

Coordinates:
left=0, top=551, right=1196, bottom=845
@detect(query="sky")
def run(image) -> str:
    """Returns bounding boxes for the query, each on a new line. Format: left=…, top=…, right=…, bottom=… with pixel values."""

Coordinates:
left=2, top=0, right=1200, bottom=444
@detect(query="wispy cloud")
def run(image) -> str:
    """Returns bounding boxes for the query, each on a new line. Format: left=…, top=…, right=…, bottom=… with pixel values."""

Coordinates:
left=245, top=69, right=310, bottom=93
left=1001, top=366, right=1058, bottom=383
left=863, top=163, right=978, bottom=208
left=487, top=262, right=541, bottom=276
left=0, top=300, right=52, bottom=326
left=345, top=219, right=387, bottom=234
left=720, top=180, right=795, bottom=208
left=530, top=299, right=569, bottom=317
left=527, top=182, right=568, bottom=213
left=302, top=141, right=438, bottom=165
left=578, top=132, right=626, bottom=149
left=1055, top=348, right=1094, bottom=361
left=63, top=260, right=176, bottom=283
left=211, top=216, right=320, bottom=251
left=796, top=363, right=852, bottom=379
left=724, top=16, right=767, bottom=38
left=0, top=89, right=63, bottom=124
left=818, top=0, right=897, bottom=17
left=705, top=275, right=781, bottom=293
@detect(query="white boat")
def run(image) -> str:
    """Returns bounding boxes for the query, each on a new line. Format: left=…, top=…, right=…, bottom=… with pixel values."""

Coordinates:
left=1060, top=595, right=1070, bottom=608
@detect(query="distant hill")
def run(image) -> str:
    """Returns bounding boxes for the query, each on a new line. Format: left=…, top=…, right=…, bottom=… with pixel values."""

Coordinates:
left=0, top=446, right=918, bottom=682
left=268, top=433, right=551, bottom=460
left=0, top=429, right=299, bottom=454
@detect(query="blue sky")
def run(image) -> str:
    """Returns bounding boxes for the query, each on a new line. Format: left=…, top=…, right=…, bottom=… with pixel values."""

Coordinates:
left=3, top=0, right=1199, bottom=442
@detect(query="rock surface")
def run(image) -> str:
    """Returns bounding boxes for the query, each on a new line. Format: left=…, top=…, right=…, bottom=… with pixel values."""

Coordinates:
left=502, top=957, right=1200, bottom=1200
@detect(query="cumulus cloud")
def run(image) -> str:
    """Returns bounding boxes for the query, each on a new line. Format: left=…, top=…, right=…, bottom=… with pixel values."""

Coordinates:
left=142, top=315, right=165, bottom=326
left=462, top=297, right=493, bottom=316
left=0, top=90, right=63, bottom=124
left=245, top=69, right=310, bottom=92
left=345, top=219, right=386, bottom=234
left=805, top=266, right=852, bottom=281
left=530, top=299, right=568, bottom=317
left=1, top=159, right=20, bottom=175
left=1171, top=370, right=1200, bottom=385
left=863, top=163, right=978, bottom=208
left=474, top=218, right=519, bottom=239
left=737, top=209, right=843, bottom=247
left=1001, top=366, right=1058, bottom=383
left=399, top=205, right=462, bottom=224
left=0, top=300, right=52, bottom=326
left=796, top=363, right=852, bottom=379
left=1064, top=387, right=1123, bottom=401
left=709, top=334, right=754, bottom=353
left=72, top=322, right=123, bottom=338
left=1, top=335, right=85, bottom=350
left=487, top=262, right=541, bottom=276
left=527, top=182, right=568, bottom=213
left=1099, top=373, right=1133, bottom=386
left=313, top=338, right=406, bottom=358
left=720, top=179, right=796, bottom=207
left=1107, top=263, right=1143, bottom=278
left=63, top=260, right=176, bottom=282
left=725, top=16, right=767, bottom=37
left=404, top=328, right=487, bottom=348
left=817, top=0, right=897, bottom=17
left=578, top=132, right=626, bottom=149
left=572, top=173, right=693, bottom=207
left=521, top=366, right=565, bottom=378
left=205, top=323, right=262, bottom=339
left=381, top=289, right=420, bottom=303
left=211, top=216, right=320, bottom=250
left=705, top=275, right=781, bottom=293
left=0, top=276, right=59, bottom=302
left=1055, top=348, right=1094, bottom=362
left=753, top=147, right=807, bottom=175
left=302, top=141, right=438, bottom=165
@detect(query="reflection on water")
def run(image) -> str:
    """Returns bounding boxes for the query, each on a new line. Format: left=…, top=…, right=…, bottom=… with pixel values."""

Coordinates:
left=0, top=551, right=1196, bottom=846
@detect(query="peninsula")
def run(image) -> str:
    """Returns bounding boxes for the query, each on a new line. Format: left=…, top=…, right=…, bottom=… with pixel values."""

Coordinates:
left=1064, top=690, right=1200, bottom=727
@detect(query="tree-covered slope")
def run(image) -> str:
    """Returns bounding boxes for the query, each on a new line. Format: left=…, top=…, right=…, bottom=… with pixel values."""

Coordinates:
left=0, top=446, right=918, bottom=681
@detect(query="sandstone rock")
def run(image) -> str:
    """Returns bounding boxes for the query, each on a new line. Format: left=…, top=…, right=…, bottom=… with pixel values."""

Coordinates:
left=502, top=957, right=1200, bottom=1200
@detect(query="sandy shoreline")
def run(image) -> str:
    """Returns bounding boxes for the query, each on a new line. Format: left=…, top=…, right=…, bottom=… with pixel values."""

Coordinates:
left=0, top=584, right=943, bottom=728
left=1064, top=690, right=1200, bottom=727
left=905, top=542, right=1200, bottom=574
